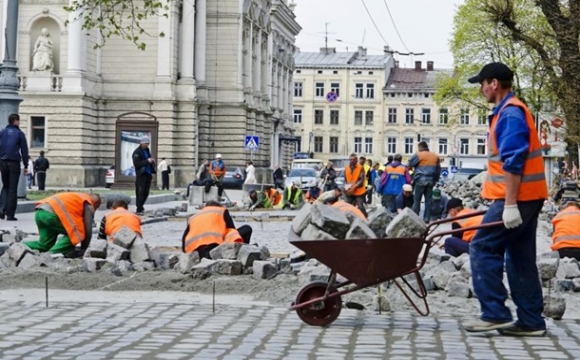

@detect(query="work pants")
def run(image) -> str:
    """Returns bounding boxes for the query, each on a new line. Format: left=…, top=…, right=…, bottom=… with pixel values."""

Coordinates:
left=412, top=177, right=434, bottom=222
left=135, top=173, right=152, bottom=213
left=381, top=194, right=396, bottom=213
left=161, top=170, right=169, bottom=190
left=0, top=160, right=21, bottom=217
left=558, top=248, right=580, bottom=261
left=23, top=209, right=75, bottom=254
left=470, top=199, right=545, bottom=331
left=343, top=194, right=368, bottom=218
left=444, top=237, right=469, bottom=257
left=36, top=171, right=47, bottom=190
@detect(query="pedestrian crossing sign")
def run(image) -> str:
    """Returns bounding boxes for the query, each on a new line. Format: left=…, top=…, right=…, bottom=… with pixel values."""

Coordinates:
left=245, top=135, right=260, bottom=151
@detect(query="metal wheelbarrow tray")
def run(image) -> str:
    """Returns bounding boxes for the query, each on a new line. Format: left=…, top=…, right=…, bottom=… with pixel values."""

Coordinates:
left=289, top=210, right=502, bottom=326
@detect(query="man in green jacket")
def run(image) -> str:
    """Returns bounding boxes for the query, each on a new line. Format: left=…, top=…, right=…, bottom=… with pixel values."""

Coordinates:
left=283, top=181, right=304, bottom=210
left=248, top=189, right=272, bottom=210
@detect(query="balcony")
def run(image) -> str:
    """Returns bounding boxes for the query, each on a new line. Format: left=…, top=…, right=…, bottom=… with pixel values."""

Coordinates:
left=18, top=74, right=63, bottom=92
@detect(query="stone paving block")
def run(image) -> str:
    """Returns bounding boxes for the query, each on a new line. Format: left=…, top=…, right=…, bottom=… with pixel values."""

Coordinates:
left=132, top=261, right=156, bottom=272
left=367, top=206, right=392, bottom=237
left=259, top=246, right=271, bottom=260
left=150, top=248, right=179, bottom=269
left=0, top=242, right=9, bottom=256
left=129, top=238, right=151, bottom=264
left=191, top=258, right=215, bottom=279
left=49, top=257, right=71, bottom=272
left=553, top=279, right=575, bottom=292
left=17, top=253, right=38, bottom=270
left=7, top=243, right=31, bottom=265
left=106, top=243, right=130, bottom=263
left=37, top=253, right=54, bottom=267
left=385, top=208, right=426, bottom=239
left=448, top=281, right=471, bottom=298
left=460, top=261, right=472, bottom=278
left=433, top=269, right=454, bottom=290
left=237, top=245, right=262, bottom=267
left=451, top=253, right=470, bottom=270
left=300, top=224, right=337, bottom=241
left=84, top=239, right=108, bottom=259
left=210, top=243, right=243, bottom=260
left=310, top=204, right=350, bottom=239
left=83, top=258, right=107, bottom=273
left=253, top=260, right=278, bottom=279
left=538, top=257, right=559, bottom=280
left=573, top=278, right=580, bottom=292
left=176, top=252, right=201, bottom=274
left=278, top=258, right=292, bottom=273
left=210, top=260, right=243, bottom=275
left=346, top=219, right=376, bottom=240
left=112, top=227, right=138, bottom=249
left=428, top=249, right=451, bottom=264
left=110, top=260, right=133, bottom=276
left=291, top=203, right=312, bottom=236
left=543, top=294, right=566, bottom=320
left=555, top=261, right=580, bottom=280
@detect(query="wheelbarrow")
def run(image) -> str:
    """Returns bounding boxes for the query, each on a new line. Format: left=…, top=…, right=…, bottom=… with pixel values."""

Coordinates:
left=289, top=210, right=503, bottom=326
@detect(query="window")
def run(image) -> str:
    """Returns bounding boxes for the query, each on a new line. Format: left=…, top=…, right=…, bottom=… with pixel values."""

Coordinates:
left=408, top=92, right=413, bottom=98
left=355, top=83, right=364, bottom=98
left=333, top=70, right=338, bottom=74
left=365, top=111, right=374, bottom=126
left=314, top=110, right=323, bottom=125
left=369, top=71, right=374, bottom=75
left=330, top=136, right=339, bottom=153
left=354, top=111, right=363, bottom=125
left=30, top=116, right=46, bottom=148
left=404, top=137, right=414, bottom=154
left=390, top=93, right=395, bottom=98
left=330, top=110, right=339, bottom=125
left=293, top=109, right=302, bottom=124
left=315, top=82, right=324, bottom=97
left=477, top=138, right=486, bottom=155
left=438, top=138, right=448, bottom=155
left=387, top=137, right=397, bottom=154
left=294, top=82, right=303, bottom=97
left=405, top=108, right=414, bottom=124
left=478, top=109, right=487, bottom=125
left=388, top=108, right=397, bottom=124
left=366, top=83, right=375, bottom=99
left=296, top=70, right=301, bottom=74
left=314, top=136, right=323, bottom=153
left=354, top=137, right=362, bottom=153
left=330, top=83, right=340, bottom=97
left=365, top=137, right=373, bottom=154
left=421, top=137, right=431, bottom=150
left=439, top=108, right=448, bottom=125
left=422, top=108, right=431, bottom=124
left=424, top=93, right=430, bottom=98
left=317, top=70, right=323, bottom=74
left=460, top=109, right=470, bottom=125
left=460, top=138, right=469, bottom=155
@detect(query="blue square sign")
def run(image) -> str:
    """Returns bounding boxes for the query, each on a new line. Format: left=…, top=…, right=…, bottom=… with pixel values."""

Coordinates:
left=245, top=136, right=259, bottom=151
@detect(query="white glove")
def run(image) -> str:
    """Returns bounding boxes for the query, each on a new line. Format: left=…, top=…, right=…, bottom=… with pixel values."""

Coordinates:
left=502, top=204, right=523, bottom=229
left=249, top=205, right=256, bottom=211
left=290, top=204, right=296, bottom=210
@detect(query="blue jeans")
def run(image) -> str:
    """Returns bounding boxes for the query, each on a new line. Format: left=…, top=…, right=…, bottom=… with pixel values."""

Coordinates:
left=412, top=177, right=434, bottom=222
left=470, top=199, right=545, bottom=330
left=444, top=237, right=469, bottom=257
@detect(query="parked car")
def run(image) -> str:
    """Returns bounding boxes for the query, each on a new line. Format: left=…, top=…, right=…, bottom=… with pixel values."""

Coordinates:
left=285, top=168, right=317, bottom=190
left=222, top=167, right=245, bottom=189
left=106, top=165, right=115, bottom=188
left=334, top=170, right=345, bottom=188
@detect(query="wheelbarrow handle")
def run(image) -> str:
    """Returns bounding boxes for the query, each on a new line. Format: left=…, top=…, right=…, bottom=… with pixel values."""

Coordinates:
left=426, top=210, right=488, bottom=232
left=426, top=220, right=504, bottom=245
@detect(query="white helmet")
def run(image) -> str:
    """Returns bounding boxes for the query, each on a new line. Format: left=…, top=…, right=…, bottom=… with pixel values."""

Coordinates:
left=215, top=154, right=222, bottom=159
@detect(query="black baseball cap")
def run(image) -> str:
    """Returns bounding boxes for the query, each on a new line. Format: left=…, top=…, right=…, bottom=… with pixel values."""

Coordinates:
left=446, top=198, right=463, bottom=212
left=468, top=63, right=514, bottom=84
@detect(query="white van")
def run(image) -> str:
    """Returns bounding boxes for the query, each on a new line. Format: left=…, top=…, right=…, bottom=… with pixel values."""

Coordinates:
left=291, top=159, right=324, bottom=176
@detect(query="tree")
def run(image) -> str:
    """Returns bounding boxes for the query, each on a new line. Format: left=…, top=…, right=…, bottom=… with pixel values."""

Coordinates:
left=65, top=0, right=169, bottom=50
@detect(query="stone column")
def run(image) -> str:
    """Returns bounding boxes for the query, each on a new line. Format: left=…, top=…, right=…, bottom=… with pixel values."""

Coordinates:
left=179, top=0, right=195, bottom=80
left=67, top=0, right=84, bottom=73
left=271, top=62, right=278, bottom=107
left=278, top=68, right=284, bottom=110
left=154, top=0, right=172, bottom=97
left=286, top=69, right=292, bottom=114
left=194, top=0, right=206, bottom=85
left=244, top=23, right=252, bottom=89
left=254, top=30, right=262, bottom=96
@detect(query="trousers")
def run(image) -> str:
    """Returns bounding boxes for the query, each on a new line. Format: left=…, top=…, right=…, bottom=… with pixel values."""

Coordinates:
left=135, top=173, right=152, bottom=213
left=23, top=209, right=75, bottom=254
left=444, top=237, right=469, bottom=257
left=0, top=161, right=21, bottom=217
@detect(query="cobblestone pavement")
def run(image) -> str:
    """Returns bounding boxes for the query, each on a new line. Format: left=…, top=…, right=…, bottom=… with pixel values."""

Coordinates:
left=1, top=300, right=579, bottom=360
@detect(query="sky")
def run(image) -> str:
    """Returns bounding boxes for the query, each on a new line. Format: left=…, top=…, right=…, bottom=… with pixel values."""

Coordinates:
left=293, top=0, right=464, bottom=69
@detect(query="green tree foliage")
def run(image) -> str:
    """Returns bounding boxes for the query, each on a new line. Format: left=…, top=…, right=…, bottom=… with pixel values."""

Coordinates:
left=64, top=0, right=169, bottom=50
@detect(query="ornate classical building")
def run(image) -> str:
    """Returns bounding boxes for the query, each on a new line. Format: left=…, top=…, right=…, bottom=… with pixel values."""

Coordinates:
left=1, top=0, right=300, bottom=187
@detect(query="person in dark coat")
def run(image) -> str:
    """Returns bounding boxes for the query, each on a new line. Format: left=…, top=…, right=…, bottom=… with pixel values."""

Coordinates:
left=132, top=135, right=156, bottom=215
left=34, top=150, right=50, bottom=191
left=273, top=165, right=284, bottom=190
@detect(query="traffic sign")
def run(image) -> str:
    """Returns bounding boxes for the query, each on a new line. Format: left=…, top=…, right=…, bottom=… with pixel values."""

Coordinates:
left=450, top=166, right=458, bottom=174
left=245, top=135, right=260, bottom=151
left=326, top=91, right=338, bottom=102
left=441, top=169, right=449, bottom=177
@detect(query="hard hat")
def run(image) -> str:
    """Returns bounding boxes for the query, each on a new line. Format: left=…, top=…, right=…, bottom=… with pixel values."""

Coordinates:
left=216, top=154, right=222, bottom=159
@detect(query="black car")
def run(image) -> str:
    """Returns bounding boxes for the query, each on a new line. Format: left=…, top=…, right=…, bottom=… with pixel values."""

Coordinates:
left=222, top=167, right=245, bottom=189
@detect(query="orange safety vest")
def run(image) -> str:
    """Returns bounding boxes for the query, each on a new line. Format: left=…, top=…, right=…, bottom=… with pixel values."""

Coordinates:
left=551, top=206, right=580, bottom=250
left=332, top=201, right=366, bottom=220
left=105, top=208, right=142, bottom=242
left=482, top=97, right=548, bottom=201
left=37, top=192, right=95, bottom=246
left=184, top=206, right=227, bottom=253
left=453, top=209, right=484, bottom=242
left=417, top=151, right=439, bottom=168
left=386, top=164, right=406, bottom=176
left=267, top=188, right=282, bottom=206
left=224, top=228, right=243, bottom=243
left=345, top=164, right=366, bottom=196
left=210, top=161, right=226, bottom=178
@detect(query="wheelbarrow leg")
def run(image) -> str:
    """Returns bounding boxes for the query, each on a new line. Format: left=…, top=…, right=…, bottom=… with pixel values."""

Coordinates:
left=392, top=271, right=430, bottom=316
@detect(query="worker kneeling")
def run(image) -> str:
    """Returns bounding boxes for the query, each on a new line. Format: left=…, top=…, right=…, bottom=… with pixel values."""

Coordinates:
left=182, top=201, right=252, bottom=259
left=24, top=192, right=101, bottom=255
left=323, top=186, right=367, bottom=221
left=97, top=200, right=142, bottom=241
left=443, top=198, right=484, bottom=257
left=551, top=200, right=580, bottom=261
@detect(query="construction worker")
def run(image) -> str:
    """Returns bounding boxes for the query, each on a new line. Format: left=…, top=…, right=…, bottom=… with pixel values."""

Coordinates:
left=282, top=181, right=303, bottom=210
left=464, top=62, right=548, bottom=336
left=344, top=153, right=368, bottom=218
left=207, top=155, right=226, bottom=199
left=395, top=184, right=414, bottom=213
left=377, top=153, right=411, bottom=213
left=97, top=200, right=142, bottom=242
left=247, top=189, right=272, bottom=210
left=359, top=156, right=370, bottom=188
left=550, top=200, right=580, bottom=261
left=554, top=180, right=580, bottom=204
left=408, top=141, right=441, bottom=222
left=265, top=186, right=282, bottom=207
left=304, top=180, right=322, bottom=204
left=23, top=192, right=101, bottom=255
left=182, top=201, right=252, bottom=259
left=429, top=188, right=449, bottom=221
left=324, top=187, right=367, bottom=220
left=443, top=198, right=484, bottom=257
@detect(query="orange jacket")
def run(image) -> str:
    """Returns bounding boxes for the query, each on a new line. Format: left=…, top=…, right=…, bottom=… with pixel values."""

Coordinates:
left=224, top=228, right=243, bottom=243
left=210, top=160, right=226, bottom=178
left=482, top=97, right=548, bottom=201
left=453, top=209, right=484, bottom=242
left=37, top=192, right=95, bottom=246
left=332, top=201, right=366, bottom=220
left=551, top=206, right=580, bottom=250
left=105, top=208, right=142, bottom=242
left=345, top=163, right=366, bottom=196
left=183, top=206, right=243, bottom=253
left=267, top=188, right=282, bottom=206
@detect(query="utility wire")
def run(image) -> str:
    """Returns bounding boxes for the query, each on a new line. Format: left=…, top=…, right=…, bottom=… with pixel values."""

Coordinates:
left=383, top=0, right=410, bottom=53
left=360, top=0, right=390, bottom=48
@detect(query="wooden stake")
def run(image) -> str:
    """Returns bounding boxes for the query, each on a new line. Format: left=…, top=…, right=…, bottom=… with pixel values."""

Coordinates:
left=45, top=277, right=49, bottom=308
left=212, top=280, right=216, bottom=315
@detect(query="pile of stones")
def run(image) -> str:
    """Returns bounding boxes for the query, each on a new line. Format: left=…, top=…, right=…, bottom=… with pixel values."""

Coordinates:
left=441, top=177, right=487, bottom=210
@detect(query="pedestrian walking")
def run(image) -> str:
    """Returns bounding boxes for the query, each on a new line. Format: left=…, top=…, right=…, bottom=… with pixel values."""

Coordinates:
left=407, top=141, right=441, bottom=222
left=34, top=150, right=49, bottom=191
left=158, top=157, right=170, bottom=190
left=464, top=62, right=548, bottom=336
left=132, top=135, right=156, bottom=215
left=0, top=114, right=29, bottom=221
left=244, top=161, right=257, bottom=184
left=273, top=165, right=284, bottom=190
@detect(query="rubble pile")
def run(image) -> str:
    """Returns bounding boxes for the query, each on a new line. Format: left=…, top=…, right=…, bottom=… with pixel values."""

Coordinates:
left=441, top=178, right=487, bottom=210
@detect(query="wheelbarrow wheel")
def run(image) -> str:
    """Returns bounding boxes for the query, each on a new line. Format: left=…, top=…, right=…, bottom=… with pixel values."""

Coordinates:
left=295, top=281, right=342, bottom=326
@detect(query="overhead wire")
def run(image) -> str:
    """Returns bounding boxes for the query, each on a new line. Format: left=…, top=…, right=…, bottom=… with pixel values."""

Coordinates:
left=382, top=0, right=410, bottom=53
left=359, top=0, right=390, bottom=47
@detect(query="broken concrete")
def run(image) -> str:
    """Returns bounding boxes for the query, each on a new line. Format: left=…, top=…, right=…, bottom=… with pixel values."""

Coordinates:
left=345, top=219, right=377, bottom=240
left=385, top=208, right=427, bottom=239
left=310, top=204, right=351, bottom=239
left=291, top=203, right=312, bottom=236
left=112, top=227, right=138, bottom=249
left=367, top=206, right=392, bottom=237
left=538, top=257, right=560, bottom=281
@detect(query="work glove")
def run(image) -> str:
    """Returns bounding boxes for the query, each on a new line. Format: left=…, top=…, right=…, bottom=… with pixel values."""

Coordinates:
left=502, top=204, right=523, bottom=229
left=290, top=204, right=296, bottom=210
left=250, top=205, right=256, bottom=211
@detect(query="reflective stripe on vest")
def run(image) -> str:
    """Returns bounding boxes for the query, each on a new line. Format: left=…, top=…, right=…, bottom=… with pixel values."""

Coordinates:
left=482, top=97, right=548, bottom=201
left=38, top=192, right=93, bottom=246
left=184, top=207, right=226, bottom=253
left=551, top=207, right=580, bottom=250
left=345, top=164, right=366, bottom=196
left=332, top=202, right=366, bottom=220
left=105, top=208, right=142, bottom=242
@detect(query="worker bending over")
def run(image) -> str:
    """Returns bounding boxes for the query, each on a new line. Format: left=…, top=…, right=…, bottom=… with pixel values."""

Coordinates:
left=97, top=200, right=142, bottom=241
left=551, top=200, right=580, bottom=261
left=444, top=198, right=484, bottom=257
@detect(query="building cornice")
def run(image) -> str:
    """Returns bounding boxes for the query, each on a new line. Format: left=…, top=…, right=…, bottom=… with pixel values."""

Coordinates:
left=271, top=2, right=302, bottom=35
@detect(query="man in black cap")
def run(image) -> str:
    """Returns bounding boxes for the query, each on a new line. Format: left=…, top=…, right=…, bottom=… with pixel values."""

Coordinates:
left=464, top=63, right=548, bottom=337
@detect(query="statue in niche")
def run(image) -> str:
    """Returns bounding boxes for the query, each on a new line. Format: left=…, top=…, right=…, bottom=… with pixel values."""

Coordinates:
left=31, top=28, right=54, bottom=72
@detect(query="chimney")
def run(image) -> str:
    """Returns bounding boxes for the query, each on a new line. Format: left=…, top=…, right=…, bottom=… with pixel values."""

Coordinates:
left=383, top=45, right=392, bottom=54
left=415, top=61, right=422, bottom=71
left=357, top=46, right=367, bottom=57
left=394, top=60, right=399, bottom=68
left=427, top=61, right=434, bottom=71
left=320, top=47, right=336, bottom=55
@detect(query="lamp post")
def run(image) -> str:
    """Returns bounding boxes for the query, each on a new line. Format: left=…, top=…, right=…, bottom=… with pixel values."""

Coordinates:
left=0, top=0, right=26, bottom=198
